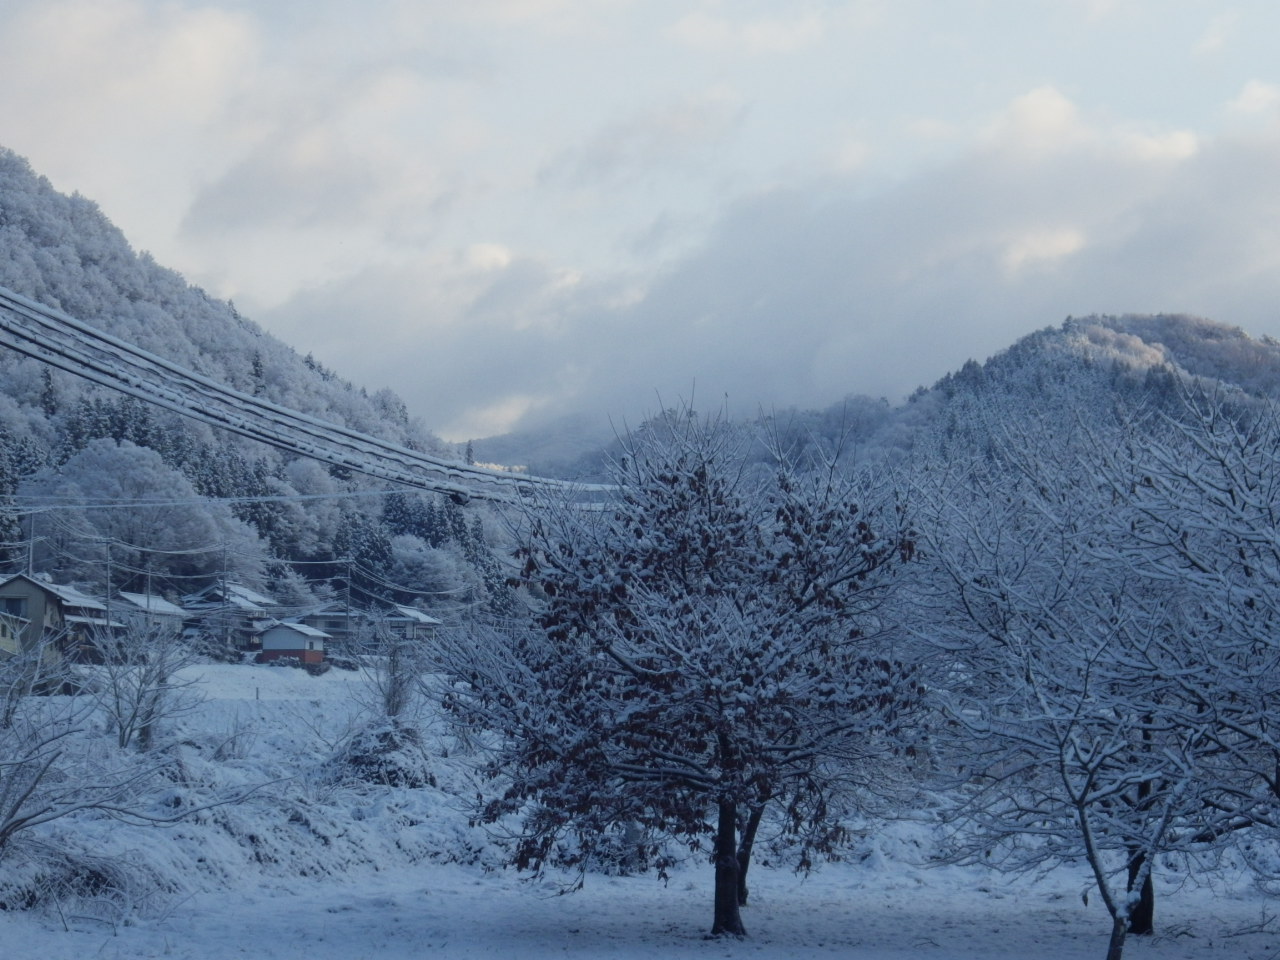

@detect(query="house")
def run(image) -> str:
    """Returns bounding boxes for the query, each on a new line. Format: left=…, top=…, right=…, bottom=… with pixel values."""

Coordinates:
left=183, top=581, right=278, bottom=651
left=0, top=612, right=29, bottom=658
left=0, top=573, right=121, bottom=660
left=384, top=604, right=442, bottom=641
left=293, top=601, right=442, bottom=652
left=256, top=620, right=329, bottom=664
left=293, top=601, right=360, bottom=648
left=115, top=591, right=188, bottom=629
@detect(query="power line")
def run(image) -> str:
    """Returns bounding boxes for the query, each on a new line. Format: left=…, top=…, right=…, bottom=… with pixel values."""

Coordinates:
left=7, top=484, right=416, bottom=515
left=0, top=284, right=611, bottom=504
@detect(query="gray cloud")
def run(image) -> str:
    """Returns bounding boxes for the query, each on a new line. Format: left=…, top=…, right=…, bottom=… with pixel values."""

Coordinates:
left=183, top=139, right=382, bottom=235
left=257, top=90, right=1280, bottom=441
left=541, top=87, right=748, bottom=187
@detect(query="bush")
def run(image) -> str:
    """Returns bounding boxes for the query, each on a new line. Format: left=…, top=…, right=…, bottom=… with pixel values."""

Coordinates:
left=328, top=722, right=436, bottom=789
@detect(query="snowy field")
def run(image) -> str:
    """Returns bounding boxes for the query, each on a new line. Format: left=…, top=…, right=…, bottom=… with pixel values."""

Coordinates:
left=6, top=850, right=1277, bottom=960
left=2, top=664, right=1278, bottom=960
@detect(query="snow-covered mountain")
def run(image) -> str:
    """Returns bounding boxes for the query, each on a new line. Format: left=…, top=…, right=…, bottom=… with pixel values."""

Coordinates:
left=0, top=148, right=506, bottom=615
left=479, top=311, right=1280, bottom=481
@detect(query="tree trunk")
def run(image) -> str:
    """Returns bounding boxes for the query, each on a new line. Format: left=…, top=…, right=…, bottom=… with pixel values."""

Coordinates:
left=1106, top=914, right=1128, bottom=960
left=710, top=799, right=746, bottom=937
left=1125, top=850, right=1155, bottom=936
left=737, top=802, right=765, bottom=906
left=1125, top=764, right=1155, bottom=936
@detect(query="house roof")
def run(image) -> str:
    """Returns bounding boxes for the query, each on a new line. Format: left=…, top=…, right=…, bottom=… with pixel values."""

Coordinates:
left=66, top=614, right=125, bottom=629
left=390, top=604, right=442, bottom=625
left=184, top=595, right=264, bottom=615
left=117, top=592, right=188, bottom=618
left=225, top=583, right=276, bottom=606
left=296, top=602, right=356, bottom=619
left=0, top=574, right=107, bottom=611
left=260, top=619, right=330, bottom=640
left=183, top=581, right=276, bottom=612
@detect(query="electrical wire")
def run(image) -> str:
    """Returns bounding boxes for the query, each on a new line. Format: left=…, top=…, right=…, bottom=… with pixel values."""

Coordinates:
left=0, top=284, right=612, bottom=503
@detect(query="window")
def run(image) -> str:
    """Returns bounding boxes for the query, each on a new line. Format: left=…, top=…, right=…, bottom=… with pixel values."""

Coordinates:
left=1, top=597, right=27, bottom=619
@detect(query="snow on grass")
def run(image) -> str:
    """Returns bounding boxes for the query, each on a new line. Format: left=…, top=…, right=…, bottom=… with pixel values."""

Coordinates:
left=5, top=852, right=1277, bottom=960
left=0, top=663, right=1277, bottom=960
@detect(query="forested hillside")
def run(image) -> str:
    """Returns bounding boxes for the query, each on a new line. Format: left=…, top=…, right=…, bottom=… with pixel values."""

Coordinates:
left=0, top=148, right=508, bottom=618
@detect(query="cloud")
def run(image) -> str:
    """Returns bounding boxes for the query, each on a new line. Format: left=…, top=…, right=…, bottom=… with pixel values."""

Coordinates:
left=980, top=87, right=1090, bottom=158
left=543, top=86, right=747, bottom=185
left=456, top=0, right=626, bottom=33
left=668, top=10, right=826, bottom=55
left=381, top=87, right=1280, bottom=437
left=1193, top=12, right=1237, bottom=58
left=1229, top=80, right=1280, bottom=116
left=259, top=247, right=603, bottom=438
left=1001, top=227, right=1088, bottom=275
left=1065, top=0, right=1124, bottom=22
left=0, top=0, right=256, bottom=121
left=0, top=0, right=257, bottom=219
left=1121, top=130, right=1199, bottom=162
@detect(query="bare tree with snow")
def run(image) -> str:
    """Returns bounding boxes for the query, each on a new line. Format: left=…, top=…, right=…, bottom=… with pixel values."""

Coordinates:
left=85, top=615, right=204, bottom=752
left=917, top=403, right=1253, bottom=960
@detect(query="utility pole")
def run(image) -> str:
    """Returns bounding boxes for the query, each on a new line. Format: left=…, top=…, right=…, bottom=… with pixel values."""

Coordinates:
left=144, top=562, right=154, bottom=630
left=221, top=543, right=230, bottom=652
left=345, top=557, right=353, bottom=651
left=104, top=539, right=112, bottom=631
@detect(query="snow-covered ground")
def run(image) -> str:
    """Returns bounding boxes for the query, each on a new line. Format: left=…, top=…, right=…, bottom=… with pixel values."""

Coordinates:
left=2, top=664, right=1277, bottom=960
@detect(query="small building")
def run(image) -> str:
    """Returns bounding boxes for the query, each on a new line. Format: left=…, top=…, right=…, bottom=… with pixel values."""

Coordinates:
left=116, top=592, right=189, bottom=628
left=257, top=620, right=329, bottom=664
left=0, top=573, right=120, bottom=659
left=384, top=604, right=442, bottom=641
left=183, top=581, right=278, bottom=651
left=293, top=601, right=360, bottom=648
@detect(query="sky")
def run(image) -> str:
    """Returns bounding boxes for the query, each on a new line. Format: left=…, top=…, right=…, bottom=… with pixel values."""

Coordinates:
left=3, top=0, right=1280, bottom=440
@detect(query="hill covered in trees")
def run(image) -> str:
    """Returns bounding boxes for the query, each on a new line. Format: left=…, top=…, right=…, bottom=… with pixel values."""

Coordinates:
left=0, top=148, right=506, bottom=618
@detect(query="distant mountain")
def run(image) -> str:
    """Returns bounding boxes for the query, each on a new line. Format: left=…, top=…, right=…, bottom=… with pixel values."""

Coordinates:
left=478, top=313, right=1280, bottom=481
left=469, top=410, right=618, bottom=480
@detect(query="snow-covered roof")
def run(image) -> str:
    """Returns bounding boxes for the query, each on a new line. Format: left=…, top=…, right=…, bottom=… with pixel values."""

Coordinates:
left=185, top=595, right=264, bottom=615
left=390, top=604, right=442, bottom=625
left=0, top=573, right=107, bottom=611
left=226, top=583, right=276, bottom=607
left=294, top=603, right=440, bottom=626
left=261, top=619, right=330, bottom=640
left=51, top=583, right=107, bottom=610
left=117, top=592, right=188, bottom=618
left=297, top=602, right=355, bottom=619
left=65, top=614, right=124, bottom=629
left=183, top=582, right=277, bottom=612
